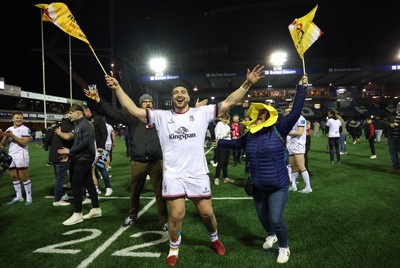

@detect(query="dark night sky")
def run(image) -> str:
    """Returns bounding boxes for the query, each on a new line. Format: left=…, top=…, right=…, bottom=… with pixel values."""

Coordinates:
left=0, top=0, right=398, bottom=102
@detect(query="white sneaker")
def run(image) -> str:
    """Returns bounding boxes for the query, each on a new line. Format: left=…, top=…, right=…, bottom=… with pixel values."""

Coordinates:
left=263, top=235, right=277, bottom=249
left=83, top=208, right=102, bottom=220
left=277, top=247, right=290, bottom=263
left=298, top=188, right=312, bottom=193
left=212, top=162, right=218, bottom=167
left=105, top=188, right=113, bottom=196
left=53, top=200, right=70, bottom=206
left=214, top=178, right=220, bottom=186
left=82, top=198, right=92, bottom=205
left=63, top=212, right=83, bottom=226
left=61, top=193, right=69, bottom=201
left=370, top=155, right=377, bottom=159
left=223, top=177, right=235, bottom=183
left=288, top=186, right=297, bottom=192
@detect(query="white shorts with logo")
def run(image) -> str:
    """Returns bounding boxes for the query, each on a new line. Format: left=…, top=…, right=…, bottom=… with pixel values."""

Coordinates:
left=10, top=157, right=29, bottom=169
left=288, top=142, right=305, bottom=155
left=162, top=174, right=212, bottom=199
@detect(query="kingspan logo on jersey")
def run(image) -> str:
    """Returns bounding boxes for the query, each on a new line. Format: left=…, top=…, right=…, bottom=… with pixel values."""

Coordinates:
left=169, top=126, right=196, bottom=140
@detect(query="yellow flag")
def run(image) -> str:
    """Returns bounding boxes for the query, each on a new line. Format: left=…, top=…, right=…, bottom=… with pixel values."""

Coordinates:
left=34, top=3, right=91, bottom=46
left=288, top=5, right=324, bottom=58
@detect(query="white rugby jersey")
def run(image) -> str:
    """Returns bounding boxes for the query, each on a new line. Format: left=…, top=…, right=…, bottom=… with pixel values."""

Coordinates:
left=288, top=115, right=307, bottom=147
left=5, top=125, right=31, bottom=159
left=148, top=105, right=216, bottom=179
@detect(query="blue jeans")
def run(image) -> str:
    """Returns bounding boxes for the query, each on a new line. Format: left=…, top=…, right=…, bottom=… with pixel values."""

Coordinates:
left=96, top=165, right=111, bottom=188
left=53, top=162, right=70, bottom=201
left=388, top=137, right=400, bottom=169
left=253, top=186, right=289, bottom=248
left=329, top=137, right=340, bottom=162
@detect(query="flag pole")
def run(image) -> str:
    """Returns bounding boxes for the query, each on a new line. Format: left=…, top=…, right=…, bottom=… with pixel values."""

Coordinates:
left=89, top=45, right=107, bottom=76
left=40, top=10, right=47, bottom=129
left=301, top=57, right=306, bottom=75
left=69, top=35, right=73, bottom=106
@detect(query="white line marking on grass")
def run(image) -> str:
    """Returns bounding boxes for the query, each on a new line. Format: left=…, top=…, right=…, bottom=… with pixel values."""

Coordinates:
left=44, top=196, right=253, bottom=200
left=76, top=198, right=156, bottom=268
left=44, top=196, right=155, bottom=200
left=212, top=197, right=253, bottom=200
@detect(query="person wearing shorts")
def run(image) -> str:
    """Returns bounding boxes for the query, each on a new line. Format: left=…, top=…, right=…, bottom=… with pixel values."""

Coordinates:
left=1, top=112, right=32, bottom=206
left=105, top=64, right=265, bottom=267
left=286, top=108, right=312, bottom=193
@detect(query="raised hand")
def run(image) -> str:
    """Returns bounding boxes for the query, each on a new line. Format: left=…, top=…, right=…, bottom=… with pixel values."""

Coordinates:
left=299, top=74, right=308, bottom=86
left=195, top=98, right=208, bottom=107
left=83, top=88, right=100, bottom=102
left=105, top=75, right=120, bottom=90
left=246, top=65, right=265, bottom=85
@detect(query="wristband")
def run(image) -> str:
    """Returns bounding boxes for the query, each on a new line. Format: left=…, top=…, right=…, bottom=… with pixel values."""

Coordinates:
left=240, top=86, right=249, bottom=93
left=241, top=80, right=252, bottom=92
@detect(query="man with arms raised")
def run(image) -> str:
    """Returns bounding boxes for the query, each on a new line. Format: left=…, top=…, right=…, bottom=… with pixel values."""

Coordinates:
left=105, top=65, right=265, bottom=266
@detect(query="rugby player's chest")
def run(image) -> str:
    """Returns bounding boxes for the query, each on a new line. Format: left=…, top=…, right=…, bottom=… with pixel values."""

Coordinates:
left=165, top=114, right=198, bottom=135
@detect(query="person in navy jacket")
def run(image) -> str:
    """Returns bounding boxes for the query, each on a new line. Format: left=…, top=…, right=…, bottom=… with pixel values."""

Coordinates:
left=216, top=75, right=308, bottom=264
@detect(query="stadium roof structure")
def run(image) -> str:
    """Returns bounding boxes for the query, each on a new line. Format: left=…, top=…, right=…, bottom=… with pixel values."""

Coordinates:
left=2, top=0, right=399, bottom=102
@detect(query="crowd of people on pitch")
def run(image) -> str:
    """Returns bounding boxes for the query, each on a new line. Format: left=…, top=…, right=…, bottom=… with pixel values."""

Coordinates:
left=1, top=67, right=400, bottom=266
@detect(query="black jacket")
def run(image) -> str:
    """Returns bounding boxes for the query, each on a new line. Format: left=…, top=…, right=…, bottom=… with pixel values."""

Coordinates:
left=69, top=117, right=96, bottom=161
left=96, top=99, right=162, bottom=162
left=88, top=113, right=108, bottom=149
left=44, top=118, right=74, bottom=163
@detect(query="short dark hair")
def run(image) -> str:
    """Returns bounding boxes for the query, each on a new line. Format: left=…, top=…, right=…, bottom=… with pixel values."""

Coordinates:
left=12, top=112, right=23, bottom=117
left=69, top=104, right=84, bottom=113
left=171, top=84, right=189, bottom=95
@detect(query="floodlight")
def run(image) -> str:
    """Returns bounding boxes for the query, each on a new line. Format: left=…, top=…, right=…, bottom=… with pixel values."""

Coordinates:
left=149, top=58, right=167, bottom=74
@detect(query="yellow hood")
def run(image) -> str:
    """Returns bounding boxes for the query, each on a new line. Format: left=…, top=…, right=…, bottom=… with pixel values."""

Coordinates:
left=243, top=103, right=278, bottom=134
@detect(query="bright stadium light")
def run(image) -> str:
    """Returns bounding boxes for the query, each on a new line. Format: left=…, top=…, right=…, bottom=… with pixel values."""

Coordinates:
left=149, top=58, right=167, bottom=75
left=270, top=52, right=287, bottom=70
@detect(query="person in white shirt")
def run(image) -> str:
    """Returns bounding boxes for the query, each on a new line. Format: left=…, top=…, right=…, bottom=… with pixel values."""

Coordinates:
left=286, top=106, right=312, bottom=193
left=1, top=112, right=32, bottom=205
left=326, top=110, right=342, bottom=164
left=105, top=123, right=116, bottom=170
left=105, top=65, right=265, bottom=267
left=213, top=112, right=234, bottom=186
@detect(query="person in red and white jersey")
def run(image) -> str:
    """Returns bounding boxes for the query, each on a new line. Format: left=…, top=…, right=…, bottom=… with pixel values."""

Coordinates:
left=105, top=65, right=265, bottom=267
left=1, top=112, right=32, bottom=206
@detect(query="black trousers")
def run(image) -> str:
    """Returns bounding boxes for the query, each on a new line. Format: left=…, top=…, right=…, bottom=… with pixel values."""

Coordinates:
left=70, top=159, right=99, bottom=212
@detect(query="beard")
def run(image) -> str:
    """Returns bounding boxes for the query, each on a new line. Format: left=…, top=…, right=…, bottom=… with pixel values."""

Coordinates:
left=173, top=98, right=189, bottom=109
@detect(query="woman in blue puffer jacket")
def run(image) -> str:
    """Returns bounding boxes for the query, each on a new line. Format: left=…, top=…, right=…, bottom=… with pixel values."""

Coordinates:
left=216, top=75, right=308, bottom=264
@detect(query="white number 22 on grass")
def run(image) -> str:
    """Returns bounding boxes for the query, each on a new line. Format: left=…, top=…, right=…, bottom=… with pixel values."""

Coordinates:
left=34, top=229, right=169, bottom=257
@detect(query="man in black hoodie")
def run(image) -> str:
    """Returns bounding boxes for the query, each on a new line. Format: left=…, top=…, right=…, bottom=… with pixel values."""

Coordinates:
left=83, top=106, right=113, bottom=197
left=44, top=114, right=74, bottom=206
left=83, top=88, right=168, bottom=230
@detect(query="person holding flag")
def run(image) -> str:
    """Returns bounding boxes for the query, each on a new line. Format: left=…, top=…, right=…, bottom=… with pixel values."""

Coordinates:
left=104, top=65, right=265, bottom=267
